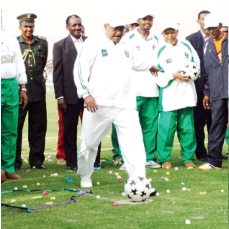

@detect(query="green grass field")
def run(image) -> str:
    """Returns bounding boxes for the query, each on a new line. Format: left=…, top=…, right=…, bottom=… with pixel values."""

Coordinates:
left=1, top=92, right=228, bottom=229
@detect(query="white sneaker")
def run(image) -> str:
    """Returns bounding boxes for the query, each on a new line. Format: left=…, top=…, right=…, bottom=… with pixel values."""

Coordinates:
left=198, top=163, right=222, bottom=171
left=80, top=178, right=92, bottom=188
left=119, top=163, right=126, bottom=170
left=145, top=161, right=161, bottom=169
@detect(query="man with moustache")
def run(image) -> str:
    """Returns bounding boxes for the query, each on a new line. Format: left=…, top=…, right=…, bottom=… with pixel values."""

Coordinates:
left=53, top=15, right=86, bottom=170
left=15, top=13, right=48, bottom=170
left=74, top=10, right=160, bottom=188
left=153, top=22, right=200, bottom=169
left=199, top=14, right=228, bottom=170
left=186, top=10, right=212, bottom=161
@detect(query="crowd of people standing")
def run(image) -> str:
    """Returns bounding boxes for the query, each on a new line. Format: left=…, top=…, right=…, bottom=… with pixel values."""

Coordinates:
left=1, top=9, right=228, bottom=186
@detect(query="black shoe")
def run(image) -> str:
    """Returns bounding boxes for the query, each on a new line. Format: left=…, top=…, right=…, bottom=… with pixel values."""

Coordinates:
left=197, top=157, right=208, bottom=161
left=69, top=166, right=78, bottom=171
left=222, top=155, right=228, bottom=160
left=150, top=188, right=157, bottom=196
left=31, top=165, right=46, bottom=169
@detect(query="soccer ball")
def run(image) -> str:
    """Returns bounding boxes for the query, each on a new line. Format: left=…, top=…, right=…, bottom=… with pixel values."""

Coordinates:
left=124, top=176, right=151, bottom=202
left=182, top=61, right=200, bottom=80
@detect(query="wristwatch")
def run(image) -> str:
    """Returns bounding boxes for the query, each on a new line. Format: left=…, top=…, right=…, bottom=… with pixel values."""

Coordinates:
left=21, top=88, right=27, bottom=92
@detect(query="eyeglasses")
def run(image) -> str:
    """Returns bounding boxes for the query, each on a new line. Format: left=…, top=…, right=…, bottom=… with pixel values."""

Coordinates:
left=206, top=26, right=219, bottom=33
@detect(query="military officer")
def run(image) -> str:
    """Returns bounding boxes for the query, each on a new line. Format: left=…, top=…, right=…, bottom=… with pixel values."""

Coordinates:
left=15, top=13, right=48, bottom=169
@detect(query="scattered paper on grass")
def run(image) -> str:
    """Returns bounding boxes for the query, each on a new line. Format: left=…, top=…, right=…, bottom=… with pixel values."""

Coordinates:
left=112, top=202, right=119, bottom=206
left=21, top=204, right=26, bottom=208
left=96, top=195, right=100, bottom=199
left=10, top=199, right=16, bottom=203
left=36, top=183, right=40, bottom=186
left=31, top=196, right=42, bottom=199
left=45, top=202, right=53, bottom=204
left=14, top=187, right=18, bottom=190
left=96, top=182, right=100, bottom=185
left=50, top=197, right=56, bottom=200
left=109, top=171, right=112, bottom=174
left=199, top=192, right=206, bottom=195
left=22, top=185, right=27, bottom=188
left=174, top=167, right=178, bottom=170
left=185, top=219, right=191, bottom=224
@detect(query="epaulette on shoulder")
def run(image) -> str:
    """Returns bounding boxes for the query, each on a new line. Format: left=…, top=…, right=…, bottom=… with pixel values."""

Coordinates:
left=35, top=35, right=47, bottom=41
left=129, top=33, right=135, bottom=40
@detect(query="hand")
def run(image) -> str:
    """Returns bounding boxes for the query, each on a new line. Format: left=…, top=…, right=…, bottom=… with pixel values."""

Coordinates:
left=58, top=98, right=67, bottom=111
left=20, top=91, right=28, bottom=109
left=1, top=169, right=6, bottom=183
left=150, top=65, right=161, bottom=76
left=203, top=96, right=210, bottom=109
left=173, top=70, right=190, bottom=82
left=84, top=96, right=98, bottom=113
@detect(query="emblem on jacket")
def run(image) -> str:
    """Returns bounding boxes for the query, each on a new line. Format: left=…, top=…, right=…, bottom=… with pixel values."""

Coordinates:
left=124, top=50, right=129, bottom=58
left=184, top=52, right=189, bottom=59
left=166, top=58, right=172, bottom=63
left=101, top=49, right=108, bottom=57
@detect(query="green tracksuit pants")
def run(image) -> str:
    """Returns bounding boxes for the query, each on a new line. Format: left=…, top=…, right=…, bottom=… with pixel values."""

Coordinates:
left=111, top=96, right=158, bottom=162
left=157, top=107, right=196, bottom=164
left=137, top=96, right=158, bottom=161
left=224, top=128, right=228, bottom=145
left=1, top=78, right=19, bottom=173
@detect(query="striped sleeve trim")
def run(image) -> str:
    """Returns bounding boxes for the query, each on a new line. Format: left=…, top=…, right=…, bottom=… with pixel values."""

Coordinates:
left=77, top=47, right=91, bottom=96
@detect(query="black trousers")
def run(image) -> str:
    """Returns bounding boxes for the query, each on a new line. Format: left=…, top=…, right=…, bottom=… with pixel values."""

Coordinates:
left=194, top=93, right=212, bottom=159
left=208, top=99, right=228, bottom=167
left=15, top=100, right=47, bottom=167
left=62, top=99, right=84, bottom=167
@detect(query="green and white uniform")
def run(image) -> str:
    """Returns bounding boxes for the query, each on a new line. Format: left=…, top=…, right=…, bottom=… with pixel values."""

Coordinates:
left=153, top=40, right=200, bottom=164
left=1, top=27, right=27, bottom=173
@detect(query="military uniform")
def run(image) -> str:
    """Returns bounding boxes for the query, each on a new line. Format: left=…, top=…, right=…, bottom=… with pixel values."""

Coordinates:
left=15, top=13, right=48, bottom=169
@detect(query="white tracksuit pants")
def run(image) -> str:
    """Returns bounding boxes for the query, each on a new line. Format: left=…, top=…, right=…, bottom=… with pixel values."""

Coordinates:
left=77, top=105, right=146, bottom=180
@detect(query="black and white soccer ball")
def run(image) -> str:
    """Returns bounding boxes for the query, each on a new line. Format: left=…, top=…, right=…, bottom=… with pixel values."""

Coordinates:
left=124, top=176, right=151, bottom=202
left=182, top=61, right=200, bottom=80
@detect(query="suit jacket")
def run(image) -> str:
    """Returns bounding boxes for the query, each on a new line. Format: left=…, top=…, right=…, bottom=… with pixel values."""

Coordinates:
left=53, top=35, right=87, bottom=104
left=186, top=30, right=207, bottom=94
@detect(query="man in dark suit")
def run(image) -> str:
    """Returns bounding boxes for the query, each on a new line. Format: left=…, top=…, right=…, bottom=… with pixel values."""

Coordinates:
left=186, top=10, right=212, bottom=161
left=53, top=15, right=85, bottom=170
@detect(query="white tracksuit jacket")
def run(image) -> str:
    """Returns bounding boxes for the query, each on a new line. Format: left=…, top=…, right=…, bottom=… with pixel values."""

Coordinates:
left=153, top=40, right=200, bottom=112
left=122, top=28, right=160, bottom=97
left=74, top=33, right=154, bottom=109
left=1, top=27, right=27, bottom=84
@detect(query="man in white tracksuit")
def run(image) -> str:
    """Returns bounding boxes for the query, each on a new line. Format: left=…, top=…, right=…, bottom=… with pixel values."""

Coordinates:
left=74, top=11, right=159, bottom=188
left=153, top=22, right=200, bottom=169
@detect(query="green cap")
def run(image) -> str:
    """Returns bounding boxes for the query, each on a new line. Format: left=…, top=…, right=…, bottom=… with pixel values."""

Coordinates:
left=17, top=13, right=37, bottom=26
